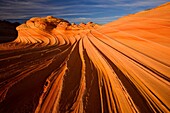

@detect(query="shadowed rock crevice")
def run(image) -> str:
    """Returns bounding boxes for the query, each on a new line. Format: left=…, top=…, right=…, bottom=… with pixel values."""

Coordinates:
left=92, top=45, right=154, bottom=113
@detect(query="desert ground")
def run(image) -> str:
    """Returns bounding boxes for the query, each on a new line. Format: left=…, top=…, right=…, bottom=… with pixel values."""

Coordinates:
left=0, top=2, right=170, bottom=113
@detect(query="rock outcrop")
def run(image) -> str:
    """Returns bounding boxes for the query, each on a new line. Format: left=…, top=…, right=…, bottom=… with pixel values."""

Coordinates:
left=15, top=16, right=99, bottom=45
left=0, top=2, right=170, bottom=113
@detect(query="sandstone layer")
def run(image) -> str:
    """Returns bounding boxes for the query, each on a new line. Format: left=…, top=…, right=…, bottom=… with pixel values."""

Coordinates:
left=0, top=2, right=170, bottom=113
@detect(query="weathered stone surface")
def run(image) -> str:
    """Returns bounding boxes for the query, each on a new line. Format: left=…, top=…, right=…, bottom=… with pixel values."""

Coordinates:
left=0, top=2, right=170, bottom=113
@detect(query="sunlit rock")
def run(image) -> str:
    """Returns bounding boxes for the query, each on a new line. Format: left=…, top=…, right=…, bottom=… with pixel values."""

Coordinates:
left=0, top=2, right=170, bottom=113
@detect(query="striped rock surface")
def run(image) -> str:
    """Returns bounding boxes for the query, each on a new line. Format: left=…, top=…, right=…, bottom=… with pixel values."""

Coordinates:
left=0, top=2, right=170, bottom=113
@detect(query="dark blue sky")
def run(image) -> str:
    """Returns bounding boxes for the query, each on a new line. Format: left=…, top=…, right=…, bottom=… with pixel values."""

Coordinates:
left=0, top=0, right=169, bottom=24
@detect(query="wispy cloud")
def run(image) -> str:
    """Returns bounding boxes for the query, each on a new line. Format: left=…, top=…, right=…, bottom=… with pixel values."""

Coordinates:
left=115, top=0, right=169, bottom=7
left=68, top=16, right=122, bottom=24
left=0, top=0, right=68, bottom=19
left=0, top=0, right=99, bottom=19
left=0, top=0, right=169, bottom=23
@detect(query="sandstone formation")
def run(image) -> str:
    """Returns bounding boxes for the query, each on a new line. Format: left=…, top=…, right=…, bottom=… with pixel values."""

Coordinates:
left=0, top=2, right=170, bottom=113
left=13, top=16, right=98, bottom=47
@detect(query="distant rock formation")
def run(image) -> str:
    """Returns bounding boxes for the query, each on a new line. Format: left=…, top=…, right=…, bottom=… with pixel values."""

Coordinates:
left=15, top=16, right=99, bottom=45
left=0, top=20, right=20, bottom=43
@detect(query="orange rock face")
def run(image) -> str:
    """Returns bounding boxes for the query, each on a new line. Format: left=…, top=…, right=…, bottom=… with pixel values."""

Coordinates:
left=13, top=16, right=98, bottom=46
left=0, top=2, right=170, bottom=113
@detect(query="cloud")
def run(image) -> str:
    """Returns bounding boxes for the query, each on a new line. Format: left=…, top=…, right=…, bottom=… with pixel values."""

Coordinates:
left=0, top=0, right=70, bottom=19
left=68, top=16, right=122, bottom=24
left=0, top=0, right=110, bottom=20
left=56, top=13, right=96, bottom=17
left=92, top=16, right=122, bottom=23
left=0, top=0, right=169, bottom=23
left=115, top=0, right=169, bottom=7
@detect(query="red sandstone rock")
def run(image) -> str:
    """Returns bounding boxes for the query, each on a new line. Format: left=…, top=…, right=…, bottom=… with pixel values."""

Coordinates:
left=0, top=2, right=169, bottom=113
